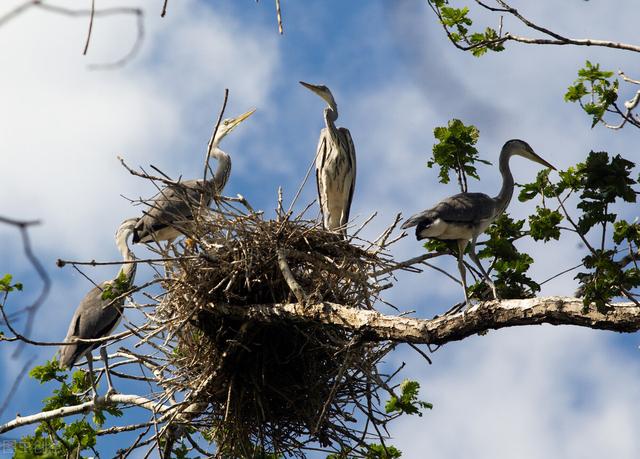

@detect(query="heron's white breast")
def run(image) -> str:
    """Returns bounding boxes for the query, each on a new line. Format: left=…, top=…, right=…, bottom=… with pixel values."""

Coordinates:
left=419, top=218, right=477, bottom=241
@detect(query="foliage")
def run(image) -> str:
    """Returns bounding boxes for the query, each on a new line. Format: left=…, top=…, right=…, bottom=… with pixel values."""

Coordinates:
left=520, top=151, right=640, bottom=310
left=100, top=270, right=132, bottom=301
left=565, top=61, right=619, bottom=128
left=428, top=118, right=490, bottom=192
left=385, top=380, right=433, bottom=417
left=15, top=360, right=122, bottom=458
left=0, top=274, right=23, bottom=293
left=528, top=207, right=563, bottom=242
left=430, top=0, right=505, bottom=56
left=476, top=214, right=540, bottom=299
left=13, top=431, right=67, bottom=459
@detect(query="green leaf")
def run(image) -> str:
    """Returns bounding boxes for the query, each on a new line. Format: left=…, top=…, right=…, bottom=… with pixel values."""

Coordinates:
left=429, top=119, right=487, bottom=191
left=477, top=214, right=540, bottom=298
left=366, top=444, right=403, bottom=459
left=385, top=380, right=432, bottom=417
left=0, top=273, right=23, bottom=293
left=63, top=420, right=96, bottom=449
left=613, top=220, right=640, bottom=245
left=30, top=360, right=66, bottom=384
left=566, top=61, right=619, bottom=127
left=101, top=270, right=133, bottom=301
left=528, top=207, right=563, bottom=242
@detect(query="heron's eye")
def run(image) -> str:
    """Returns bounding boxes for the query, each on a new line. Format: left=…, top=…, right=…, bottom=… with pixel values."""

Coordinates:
left=223, top=120, right=229, bottom=126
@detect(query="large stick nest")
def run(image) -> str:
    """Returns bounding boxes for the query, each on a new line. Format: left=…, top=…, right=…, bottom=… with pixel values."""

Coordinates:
left=156, top=202, right=403, bottom=457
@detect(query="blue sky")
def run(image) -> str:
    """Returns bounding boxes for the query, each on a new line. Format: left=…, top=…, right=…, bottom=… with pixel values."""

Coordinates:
left=2, top=0, right=640, bottom=457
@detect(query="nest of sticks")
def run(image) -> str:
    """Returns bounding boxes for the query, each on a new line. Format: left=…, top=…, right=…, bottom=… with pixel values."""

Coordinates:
left=154, top=198, right=409, bottom=457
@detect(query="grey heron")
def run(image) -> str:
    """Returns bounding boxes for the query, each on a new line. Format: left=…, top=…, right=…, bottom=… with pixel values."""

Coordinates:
left=402, top=139, right=555, bottom=304
left=59, top=218, right=138, bottom=397
left=132, top=108, right=255, bottom=244
left=300, top=81, right=356, bottom=238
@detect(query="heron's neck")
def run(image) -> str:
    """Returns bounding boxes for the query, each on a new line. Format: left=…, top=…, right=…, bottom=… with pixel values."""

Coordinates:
left=116, top=233, right=136, bottom=282
left=494, top=148, right=515, bottom=215
left=324, top=106, right=340, bottom=142
left=208, top=147, right=231, bottom=194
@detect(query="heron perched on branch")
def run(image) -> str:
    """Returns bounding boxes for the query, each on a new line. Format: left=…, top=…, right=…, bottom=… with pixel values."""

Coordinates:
left=59, top=218, right=138, bottom=397
left=300, top=81, right=356, bottom=238
left=132, top=108, right=255, bottom=244
left=402, top=139, right=555, bottom=304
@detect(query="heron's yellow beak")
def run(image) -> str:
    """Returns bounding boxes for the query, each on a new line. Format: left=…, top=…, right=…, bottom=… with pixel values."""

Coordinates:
left=227, top=108, right=256, bottom=130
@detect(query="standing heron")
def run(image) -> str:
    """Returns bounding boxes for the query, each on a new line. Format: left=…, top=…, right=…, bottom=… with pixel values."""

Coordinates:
left=59, top=218, right=138, bottom=397
left=402, top=139, right=555, bottom=304
left=300, top=81, right=356, bottom=238
left=132, top=108, right=255, bottom=245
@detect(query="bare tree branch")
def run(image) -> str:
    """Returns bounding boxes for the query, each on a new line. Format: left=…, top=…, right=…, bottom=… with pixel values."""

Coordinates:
left=0, top=393, right=171, bottom=434
left=427, top=0, right=640, bottom=55
left=203, top=297, right=640, bottom=346
left=0, top=216, right=51, bottom=357
left=0, top=1, right=144, bottom=69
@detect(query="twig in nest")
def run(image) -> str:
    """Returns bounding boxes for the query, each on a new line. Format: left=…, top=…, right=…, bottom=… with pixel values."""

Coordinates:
left=277, top=248, right=307, bottom=304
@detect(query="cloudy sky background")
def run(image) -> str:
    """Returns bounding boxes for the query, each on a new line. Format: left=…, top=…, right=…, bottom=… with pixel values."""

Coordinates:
left=2, top=0, right=640, bottom=457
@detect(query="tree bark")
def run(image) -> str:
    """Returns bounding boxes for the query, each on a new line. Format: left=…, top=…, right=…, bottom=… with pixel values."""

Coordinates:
left=207, top=296, right=640, bottom=346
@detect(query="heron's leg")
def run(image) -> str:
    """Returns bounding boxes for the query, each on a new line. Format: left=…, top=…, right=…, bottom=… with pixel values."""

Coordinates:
left=99, top=346, right=116, bottom=396
left=457, top=240, right=470, bottom=305
left=86, top=352, right=98, bottom=401
left=468, top=239, right=498, bottom=299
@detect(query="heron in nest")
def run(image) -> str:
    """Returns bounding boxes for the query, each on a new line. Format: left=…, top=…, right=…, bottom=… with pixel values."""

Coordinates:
left=132, top=108, right=255, bottom=245
left=301, top=81, right=356, bottom=238
left=402, top=139, right=555, bottom=304
left=59, top=218, right=138, bottom=398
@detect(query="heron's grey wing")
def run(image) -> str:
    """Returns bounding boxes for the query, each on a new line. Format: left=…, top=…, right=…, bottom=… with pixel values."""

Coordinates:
left=133, top=180, right=207, bottom=243
left=339, top=127, right=356, bottom=227
left=58, top=283, right=123, bottom=368
left=401, top=193, right=495, bottom=230
left=432, top=193, right=495, bottom=224
left=315, top=131, right=329, bottom=224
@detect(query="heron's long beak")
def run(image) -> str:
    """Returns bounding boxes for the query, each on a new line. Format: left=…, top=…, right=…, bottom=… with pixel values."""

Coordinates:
left=227, top=108, right=256, bottom=131
left=299, top=80, right=321, bottom=92
left=299, top=81, right=336, bottom=110
left=531, top=152, right=556, bottom=171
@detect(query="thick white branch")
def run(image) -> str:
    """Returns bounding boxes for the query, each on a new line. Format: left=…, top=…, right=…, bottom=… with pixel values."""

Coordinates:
left=0, top=393, right=170, bottom=434
left=5, top=297, right=638, bottom=435
left=207, top=296, right=640, bottom=345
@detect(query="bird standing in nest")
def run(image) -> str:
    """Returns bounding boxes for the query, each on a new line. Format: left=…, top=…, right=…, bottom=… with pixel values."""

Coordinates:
left=301, top=81, right=356, bottom=239
left=402, top=139, right=555, bottom=305
left=132, top=108, right=255, bottom=245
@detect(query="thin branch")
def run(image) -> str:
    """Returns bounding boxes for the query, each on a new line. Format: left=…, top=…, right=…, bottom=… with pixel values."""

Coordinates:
left=82, top=0, right=95, bottom=55
left=203, top=89, right=229, bottom=184
left=430, top=0, right=640, bottom=55
left=0, top=216, right=51, bottom=357
left=56, top=255, right=200, bottom=268
left=0, top=393, right=171, bottom=434
left=0, top=2, right=145, bottom=69
left=372, top=252, right=447, bottom=277
left=275, top=0, right=283, bottom=34
left=276, top=248, right=307, bottom=304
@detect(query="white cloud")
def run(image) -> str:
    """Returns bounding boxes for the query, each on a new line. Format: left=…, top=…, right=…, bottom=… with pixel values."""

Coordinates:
left=388, top=326, right=640, bottom=458
left=2, top=1, right=640, bottom=457
left=0, top=0, right=279, bottom=262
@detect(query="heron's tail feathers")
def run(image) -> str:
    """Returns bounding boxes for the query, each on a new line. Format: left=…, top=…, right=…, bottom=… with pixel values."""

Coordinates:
left=58, top=343, right=82, bottom=369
